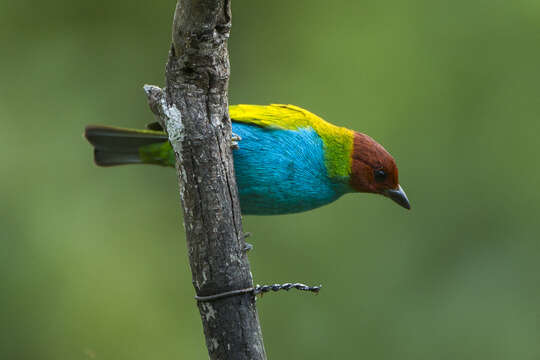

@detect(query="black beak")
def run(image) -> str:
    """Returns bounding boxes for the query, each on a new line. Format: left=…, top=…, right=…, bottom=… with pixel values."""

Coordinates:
left=384, top=185, right=411, bottom=210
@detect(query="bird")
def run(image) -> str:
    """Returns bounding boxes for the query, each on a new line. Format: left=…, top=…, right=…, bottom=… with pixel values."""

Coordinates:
left=84, top=104, right=410, bottom=214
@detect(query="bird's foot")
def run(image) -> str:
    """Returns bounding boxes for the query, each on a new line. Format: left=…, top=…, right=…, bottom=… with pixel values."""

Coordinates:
left=231, top=133, right=242, bottom=149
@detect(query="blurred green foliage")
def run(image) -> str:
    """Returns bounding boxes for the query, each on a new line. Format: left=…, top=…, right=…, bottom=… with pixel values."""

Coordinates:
left=2, top=0, right=540, bottom=359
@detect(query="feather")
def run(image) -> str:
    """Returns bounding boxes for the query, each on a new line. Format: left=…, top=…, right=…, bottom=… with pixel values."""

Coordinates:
left=84, top=126, right=170, bottom=166
left=230, top=104, right=355, bottom=179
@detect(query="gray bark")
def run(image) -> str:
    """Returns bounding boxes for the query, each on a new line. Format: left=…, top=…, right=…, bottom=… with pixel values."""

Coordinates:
left=144, top=0, right=266, bottom=359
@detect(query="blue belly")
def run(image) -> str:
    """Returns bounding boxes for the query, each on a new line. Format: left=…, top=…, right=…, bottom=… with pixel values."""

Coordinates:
left=231, top=122, right=347, bottom=215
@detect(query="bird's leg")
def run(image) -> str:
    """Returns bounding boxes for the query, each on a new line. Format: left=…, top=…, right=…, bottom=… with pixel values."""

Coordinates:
left=231, top=133, right=242, bottom=149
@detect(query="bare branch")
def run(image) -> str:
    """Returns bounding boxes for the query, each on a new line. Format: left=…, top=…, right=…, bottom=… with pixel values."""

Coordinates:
left=146, top=1, right=266, bottom=359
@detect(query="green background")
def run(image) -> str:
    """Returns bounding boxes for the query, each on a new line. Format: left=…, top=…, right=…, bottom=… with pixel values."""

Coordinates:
left=2, top=1, right=540, bottom=359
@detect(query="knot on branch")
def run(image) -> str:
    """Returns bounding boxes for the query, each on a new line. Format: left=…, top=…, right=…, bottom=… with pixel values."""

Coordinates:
left=171, top=0, right=232, bottom=58
left=143, top=84, right=165, bottom=119
left=143, top=84, right=184, bottom=152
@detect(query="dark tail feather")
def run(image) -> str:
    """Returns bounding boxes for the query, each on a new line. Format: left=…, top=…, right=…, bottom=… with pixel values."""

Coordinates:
left=84, top=125, right=167, bottom=167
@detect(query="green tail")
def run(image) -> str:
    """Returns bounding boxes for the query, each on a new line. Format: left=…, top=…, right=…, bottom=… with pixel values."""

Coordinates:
left=84, top=125, right=175, bottom=167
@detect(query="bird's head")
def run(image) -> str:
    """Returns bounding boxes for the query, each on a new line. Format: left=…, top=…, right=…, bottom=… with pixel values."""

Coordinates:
left=349, top=132, right=410, bottom=209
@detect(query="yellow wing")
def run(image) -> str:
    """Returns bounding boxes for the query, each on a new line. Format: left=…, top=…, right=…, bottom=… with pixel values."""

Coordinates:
left=230, top=104, right=334, bottom=131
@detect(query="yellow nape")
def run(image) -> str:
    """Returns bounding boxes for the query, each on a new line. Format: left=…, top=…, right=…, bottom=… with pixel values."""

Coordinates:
left=229, top=104, right=354, bottom=179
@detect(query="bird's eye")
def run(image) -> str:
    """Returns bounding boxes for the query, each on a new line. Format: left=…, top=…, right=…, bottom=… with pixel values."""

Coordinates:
left=374, top=169, right=387, bottom=182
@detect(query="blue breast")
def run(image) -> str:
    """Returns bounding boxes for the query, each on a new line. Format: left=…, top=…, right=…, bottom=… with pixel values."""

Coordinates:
left=232, top=122, right=349, bottom=215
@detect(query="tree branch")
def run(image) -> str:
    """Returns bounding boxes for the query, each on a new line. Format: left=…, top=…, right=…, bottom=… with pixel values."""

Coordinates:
left=144, top=0, right=266, bottom=358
